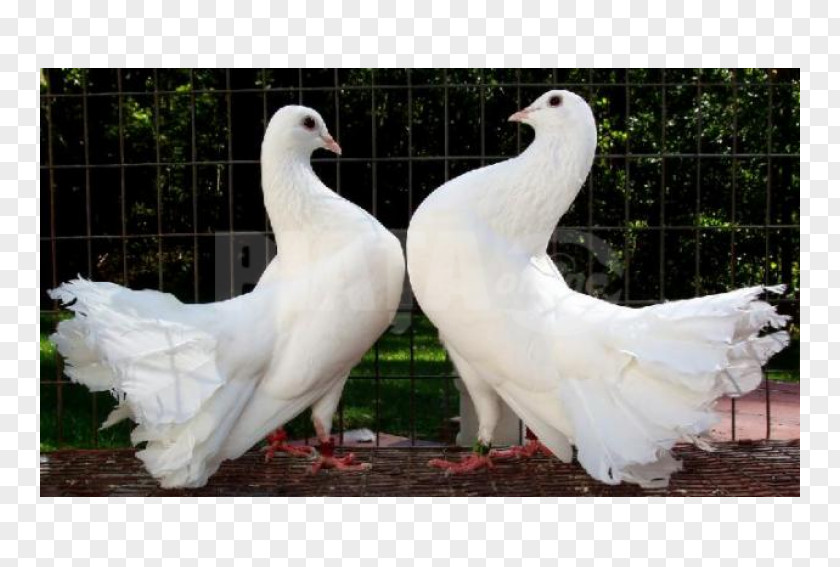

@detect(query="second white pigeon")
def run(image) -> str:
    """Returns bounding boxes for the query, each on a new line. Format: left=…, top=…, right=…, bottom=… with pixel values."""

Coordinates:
left=407, top=90, right=790, bottom=487
left=50, top=106, right=406, bottom=488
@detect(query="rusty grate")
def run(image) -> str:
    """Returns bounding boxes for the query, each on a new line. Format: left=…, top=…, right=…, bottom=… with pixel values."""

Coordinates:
left=40, top=440, right=799, bottom=497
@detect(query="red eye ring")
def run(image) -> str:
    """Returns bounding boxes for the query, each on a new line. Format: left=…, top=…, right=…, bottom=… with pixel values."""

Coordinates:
left=549, top=95, right=562, bottom=107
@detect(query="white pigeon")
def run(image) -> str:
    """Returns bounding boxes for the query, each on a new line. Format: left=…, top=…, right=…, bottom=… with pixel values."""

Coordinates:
left=49, top=106, right=406, bottom=488
left=406, top=90, right=790, bottom=487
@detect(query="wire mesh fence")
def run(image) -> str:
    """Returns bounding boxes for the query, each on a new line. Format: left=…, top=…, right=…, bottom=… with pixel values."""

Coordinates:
left=40, top=68, right=800, bottom=450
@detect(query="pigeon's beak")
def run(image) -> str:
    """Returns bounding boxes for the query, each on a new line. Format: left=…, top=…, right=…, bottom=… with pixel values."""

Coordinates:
left=321, top=134, right=342, bottom=155
left=508, top=108, right=533, bottom=123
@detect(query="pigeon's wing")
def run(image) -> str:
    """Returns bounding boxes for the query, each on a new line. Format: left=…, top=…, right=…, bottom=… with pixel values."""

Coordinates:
left=220, top=226, right=406, bottom=459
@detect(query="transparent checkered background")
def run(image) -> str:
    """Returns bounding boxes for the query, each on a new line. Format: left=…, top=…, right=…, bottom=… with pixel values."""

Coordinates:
left=1, top=0, right=834, bottom=564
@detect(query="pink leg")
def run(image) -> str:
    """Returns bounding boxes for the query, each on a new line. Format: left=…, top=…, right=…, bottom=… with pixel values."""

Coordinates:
left=428, top=453, right=495, bottom=473
left=262, top=428, right=313, bottom=463
left=307, top=418, right=370, bottom=474
left=489, top=428, right=554, bottom=460
left=308, top=438, right=370, bottom=474
left=428, top=441, right=495, bottom=474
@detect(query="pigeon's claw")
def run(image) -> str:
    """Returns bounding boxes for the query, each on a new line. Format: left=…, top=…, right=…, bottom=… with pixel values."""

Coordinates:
left=490, top=439, right=554, bottom=460
left=309, top=452, right=371, bottom=474
left=262, top=428, right=314, bottom=462
left=428, top=453, right=495, bottom=474
left=307, top=438, right=371, bottom=474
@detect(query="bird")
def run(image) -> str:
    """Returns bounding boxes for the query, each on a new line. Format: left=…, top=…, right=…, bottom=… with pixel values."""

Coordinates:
left=49, top=105, right=406, bottom=488
left=406, top=90, right=790, bottom=487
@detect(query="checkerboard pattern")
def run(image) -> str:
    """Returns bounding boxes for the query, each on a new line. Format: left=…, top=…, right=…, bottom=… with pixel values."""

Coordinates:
left=3, top=0, right=834, bottom=563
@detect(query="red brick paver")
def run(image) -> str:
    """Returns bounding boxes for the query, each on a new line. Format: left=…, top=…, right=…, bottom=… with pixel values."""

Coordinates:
left=710, top=382, right=799, bottom=441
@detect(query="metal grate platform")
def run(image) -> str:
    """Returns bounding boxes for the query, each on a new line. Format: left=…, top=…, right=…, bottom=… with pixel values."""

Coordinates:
left=40, top=440, right=799, bottom=497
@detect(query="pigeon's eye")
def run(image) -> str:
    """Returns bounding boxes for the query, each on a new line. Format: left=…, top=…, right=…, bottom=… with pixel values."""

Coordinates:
left=302, top=116, right=316, bottom=130
left=548, top=95, right=563, bottom=107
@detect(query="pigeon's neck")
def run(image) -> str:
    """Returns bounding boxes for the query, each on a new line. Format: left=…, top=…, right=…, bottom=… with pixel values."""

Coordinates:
left=261, top=154, right=373, bottom=270
left=521, top=129, right=595, bottom=196
left=261, top=154, right=327, bottom=233
left=491, top=131, right=595, bottom=255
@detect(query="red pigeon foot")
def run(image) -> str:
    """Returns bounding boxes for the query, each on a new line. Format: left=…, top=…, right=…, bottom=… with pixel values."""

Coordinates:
left=262, top=428, right=314, bottom=462
left=490, top=439, right=554, bottom=459
left=428, top=452, right=495, bottom=474
left=489, top=428, right=554, bottom=460
left=308, top=438, right=371, bottom=474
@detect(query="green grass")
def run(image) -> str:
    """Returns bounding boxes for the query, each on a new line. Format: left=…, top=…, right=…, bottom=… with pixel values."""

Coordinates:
left=765, top=371, right=799, bottom=384
left=39, top=310, right=799, bottom=451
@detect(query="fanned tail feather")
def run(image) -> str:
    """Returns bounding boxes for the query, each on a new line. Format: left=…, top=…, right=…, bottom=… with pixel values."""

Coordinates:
left=49, top=278, right=225, bottom=425
left=625, top=284, right=790, bottom=398
left=48, top=277, right=231, bottom=488
left=561, top=284, right=791, bottom=487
